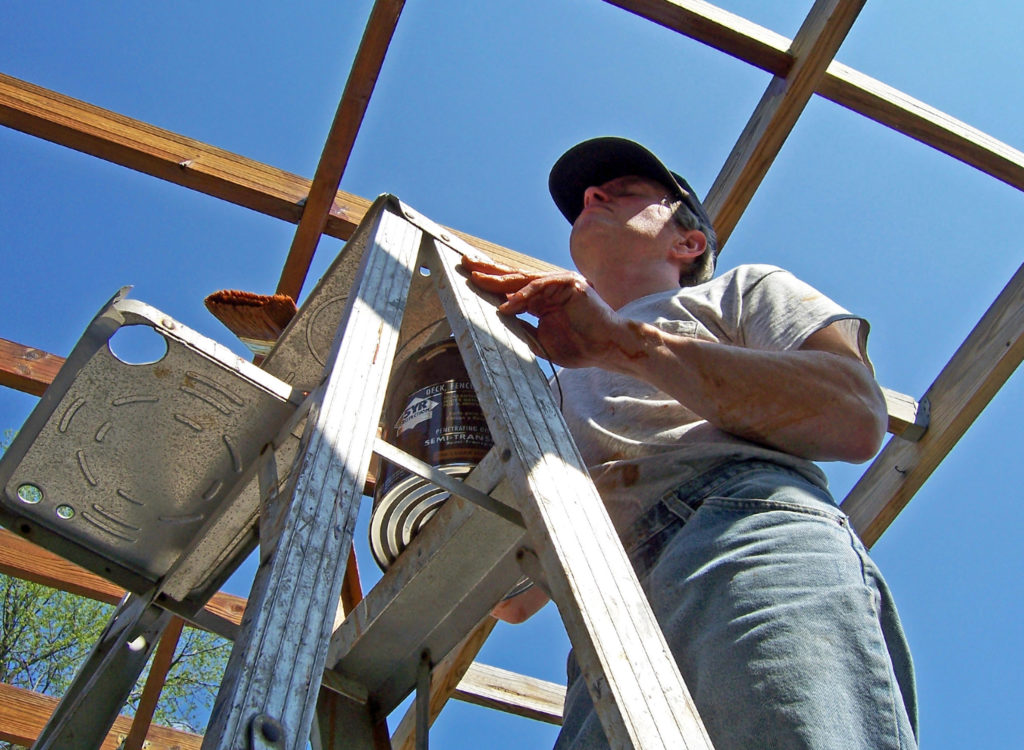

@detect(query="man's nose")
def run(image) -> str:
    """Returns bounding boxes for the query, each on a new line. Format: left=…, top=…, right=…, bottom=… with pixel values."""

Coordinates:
left=583, top=185, right=610, bottom=205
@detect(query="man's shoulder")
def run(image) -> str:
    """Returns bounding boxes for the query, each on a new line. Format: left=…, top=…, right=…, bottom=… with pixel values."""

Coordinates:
left=711, top=263, right=788, bottom=285
left=683, top=263, right=790, bottom=297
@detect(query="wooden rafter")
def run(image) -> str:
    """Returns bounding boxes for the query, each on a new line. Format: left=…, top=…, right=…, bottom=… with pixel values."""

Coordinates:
left=0, top=333, right=927, bottom=445
left=607, top=0, right=793, bottom=73
left=0, top=338, right=64, bottom=397
left=0, top=524, right=563, bottom=730
left=704, top=0, right=866, bottom=246
left=608, top=0, right=1024, bottom=195
left=390, top=617, right=498, bottom=749
left=843, top=263, right=1024, bottom=546
left=4, top=53, right=1020, bottom=264
left=0, top=681, right=202, bottom=750
left=0, top=73, right=552, bottom=277
left=277, top=0, right=406, bottom=300
left=454, top=662, right=566, bottom=726
left=0, top=528, right=246, bottom=630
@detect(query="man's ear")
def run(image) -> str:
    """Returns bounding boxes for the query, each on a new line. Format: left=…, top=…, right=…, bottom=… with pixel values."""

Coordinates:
left=671, top=229, right=707, bottom=262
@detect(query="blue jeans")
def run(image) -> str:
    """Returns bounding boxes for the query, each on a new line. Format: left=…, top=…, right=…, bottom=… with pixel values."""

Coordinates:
left=554, top=460, right=919, bottom=750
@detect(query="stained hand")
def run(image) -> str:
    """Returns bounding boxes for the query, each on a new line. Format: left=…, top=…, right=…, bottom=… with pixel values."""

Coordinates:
left=461, top=256, right=639, bottom=370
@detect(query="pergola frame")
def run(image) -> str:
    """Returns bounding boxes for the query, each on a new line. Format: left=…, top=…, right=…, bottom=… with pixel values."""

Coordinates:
left=1, top=1, right=1021, bottom=747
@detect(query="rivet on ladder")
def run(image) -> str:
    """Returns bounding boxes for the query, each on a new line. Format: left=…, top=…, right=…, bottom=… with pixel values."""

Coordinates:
left=249, top=713, right=286, bottom=750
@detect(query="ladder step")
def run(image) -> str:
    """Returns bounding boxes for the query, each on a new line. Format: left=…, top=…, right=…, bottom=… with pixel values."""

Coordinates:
left=326, top=450, right=526, bottom=715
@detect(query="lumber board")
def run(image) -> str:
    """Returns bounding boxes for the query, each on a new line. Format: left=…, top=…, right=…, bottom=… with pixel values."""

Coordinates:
left=609, top=0, right=1024, bottom=196
left=6, top=48, right=1021, bottom=265
left=843, top=263, right=1024, bottom=546
left=0, top=72, right=360, bottom=232
left=0, top=527, right=246, bottom=630
left=607, top=0, right=792, bottom=74
left=278, top=0, right=406, bottom=300
left=882, top=386, right=927, bottom=441
left=819, top=63, right=1024, bottom=192
left=454, top=662, right=565, bottom=726
left=0, top=681, right=202, bottom=750
left=704, top=0, right=866, bottom=246
left=0, top=73, right=553, bottom=276
left=0, top=337, right=64, bottom=397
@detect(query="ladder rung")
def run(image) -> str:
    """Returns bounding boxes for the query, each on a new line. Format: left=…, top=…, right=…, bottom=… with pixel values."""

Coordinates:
left=326, top=450, right=526, bottom=715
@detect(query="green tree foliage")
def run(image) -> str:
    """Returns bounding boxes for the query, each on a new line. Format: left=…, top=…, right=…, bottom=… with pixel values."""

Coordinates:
left=0, top=431, right=231, bottom=745
left=0, top=575, right=231, bottom=745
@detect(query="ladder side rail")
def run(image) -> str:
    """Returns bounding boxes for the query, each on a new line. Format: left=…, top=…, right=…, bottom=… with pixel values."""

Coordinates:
left=429, top=239, right=714, bottom=750
left=32, top=593, right=173, bottom=750
left=202, top=201, right=422, bottom=749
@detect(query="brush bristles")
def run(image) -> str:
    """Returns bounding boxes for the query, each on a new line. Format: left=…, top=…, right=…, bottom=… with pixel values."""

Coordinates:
left=205, top=290, right=298, bottom=344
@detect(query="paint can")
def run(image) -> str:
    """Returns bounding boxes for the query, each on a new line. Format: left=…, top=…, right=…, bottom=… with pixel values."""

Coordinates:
left=369, top=339, right=493, bottom=570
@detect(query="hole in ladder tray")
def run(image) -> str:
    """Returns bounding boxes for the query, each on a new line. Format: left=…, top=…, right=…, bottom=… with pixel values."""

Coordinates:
left=108, top=324, right=169, bottom=365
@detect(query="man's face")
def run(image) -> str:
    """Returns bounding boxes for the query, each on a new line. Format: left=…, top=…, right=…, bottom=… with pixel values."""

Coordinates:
left=568, top=175, right=683, bottom=277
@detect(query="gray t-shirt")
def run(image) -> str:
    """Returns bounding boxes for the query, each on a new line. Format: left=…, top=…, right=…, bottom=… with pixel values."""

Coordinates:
left=556, top=263, right=871, bottom=533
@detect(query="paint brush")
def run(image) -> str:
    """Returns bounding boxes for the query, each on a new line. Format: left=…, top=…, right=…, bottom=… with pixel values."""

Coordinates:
left=204, top=289, right=297, bottom=360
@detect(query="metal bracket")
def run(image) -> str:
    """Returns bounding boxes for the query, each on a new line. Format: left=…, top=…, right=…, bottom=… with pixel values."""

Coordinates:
left=900, top=394, right=931, bottom=442
left=415, top=650, right=432, bottom=750
left=372, top=439, right=524, bottom=528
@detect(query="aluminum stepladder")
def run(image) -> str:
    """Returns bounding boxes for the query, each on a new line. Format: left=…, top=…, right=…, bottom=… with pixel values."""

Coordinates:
left=0, top=194, right=714, bottom=749
left=204, top=195, right=714, bottom=750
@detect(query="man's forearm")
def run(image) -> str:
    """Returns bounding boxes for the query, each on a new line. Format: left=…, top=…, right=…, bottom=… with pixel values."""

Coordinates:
left=606, top=321, right=887, bottom=463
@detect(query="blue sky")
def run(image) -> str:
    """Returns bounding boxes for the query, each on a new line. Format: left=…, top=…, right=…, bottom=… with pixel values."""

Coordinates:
left=2, top=1, right=1023, bottom=747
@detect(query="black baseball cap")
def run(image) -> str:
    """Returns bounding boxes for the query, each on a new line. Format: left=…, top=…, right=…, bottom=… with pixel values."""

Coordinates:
left=548, top=137, right=715, bottom=254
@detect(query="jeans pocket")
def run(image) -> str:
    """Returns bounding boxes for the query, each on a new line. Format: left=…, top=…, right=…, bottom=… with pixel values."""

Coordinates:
left=701, top=493, right=849, bottom=526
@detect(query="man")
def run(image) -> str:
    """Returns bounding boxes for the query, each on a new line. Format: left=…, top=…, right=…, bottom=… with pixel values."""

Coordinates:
left=462, top=137, right=918, bottom=749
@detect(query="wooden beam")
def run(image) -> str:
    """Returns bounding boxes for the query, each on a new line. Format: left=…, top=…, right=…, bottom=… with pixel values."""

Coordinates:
left=843, top=263, right=1024, bottom=546
left=0, top=72, right=364, bottom=236
left=277, top=0, right=406, bottom=300
left=454, top=662, right=565, bottom=726
left=818, top=63, right=1024, bottom=193
left=0, top=528, right=246, bottom=628
left=606, top=0, right=792, bottom=74
left=704, top=0, right=866, bottom=247
left=0, top=73, right=551, bottom=276
left=0, top=680, right=202, bottom=750
left=608, top=1, right=1024, bottom=196
left=882, top=386, right=927, bottom=441
left=0, top=334, right=925, bottom=440
left=8, top=50, right=1018, bottom=274
left=0, top=338, right=64, bottom=396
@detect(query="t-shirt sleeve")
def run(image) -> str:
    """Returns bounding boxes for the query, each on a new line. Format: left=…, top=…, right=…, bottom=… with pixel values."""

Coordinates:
left=738, top=267, right=872, bottom=369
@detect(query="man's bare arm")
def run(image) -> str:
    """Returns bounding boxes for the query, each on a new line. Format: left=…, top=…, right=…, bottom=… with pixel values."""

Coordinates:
left=491, top=585, right=550, bottom=624
left=463, top=257, right=887, bottom=463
